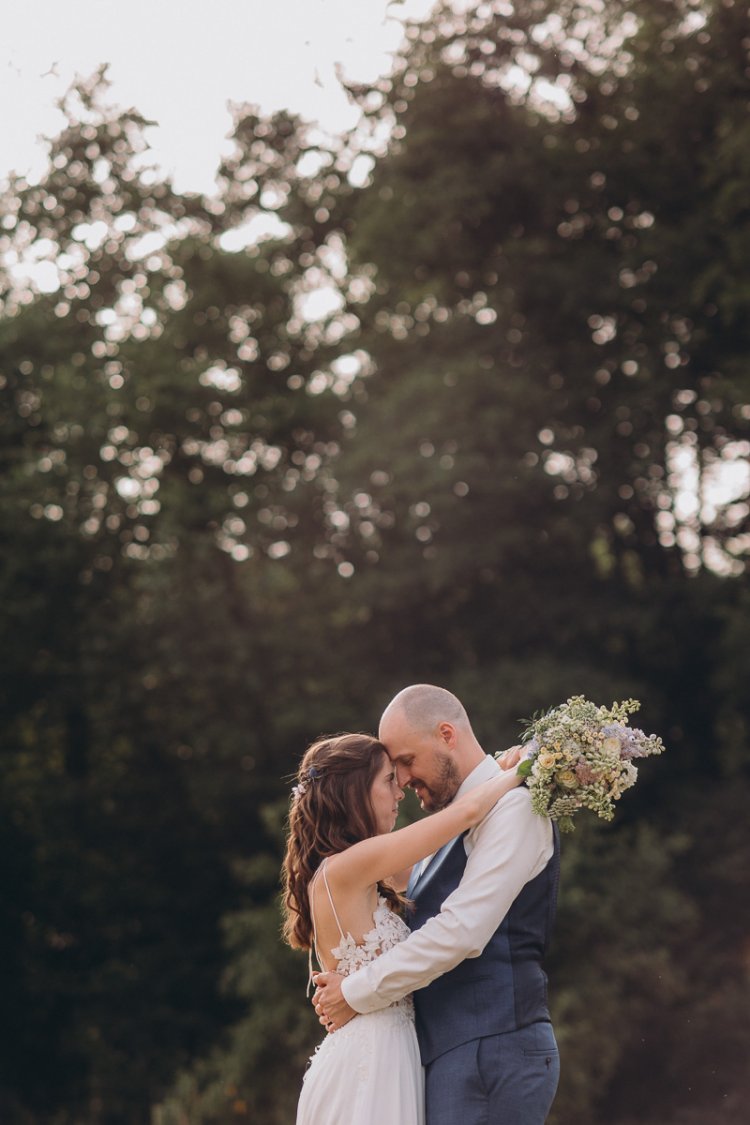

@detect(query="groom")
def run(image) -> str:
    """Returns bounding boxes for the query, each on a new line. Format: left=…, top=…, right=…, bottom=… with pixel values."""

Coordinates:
left=313, top=684, right=560, bottom=1125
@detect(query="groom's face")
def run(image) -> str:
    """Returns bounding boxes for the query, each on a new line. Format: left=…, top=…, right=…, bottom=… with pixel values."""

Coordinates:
left=379, top=714, right=460, bottom=812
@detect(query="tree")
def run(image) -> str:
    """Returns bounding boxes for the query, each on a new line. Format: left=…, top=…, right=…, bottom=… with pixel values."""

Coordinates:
left=0, top=71, right=352, bottom=1121
left=3, top=3, right=750, bottom=1121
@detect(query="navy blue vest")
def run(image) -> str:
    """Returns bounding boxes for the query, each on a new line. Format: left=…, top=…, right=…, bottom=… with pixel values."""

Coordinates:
left=408, top=823, right=560, bottom=1064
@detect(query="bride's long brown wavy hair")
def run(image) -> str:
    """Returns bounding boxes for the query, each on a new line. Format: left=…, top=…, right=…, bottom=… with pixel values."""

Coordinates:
left=281, top=733, right=406, bottom=951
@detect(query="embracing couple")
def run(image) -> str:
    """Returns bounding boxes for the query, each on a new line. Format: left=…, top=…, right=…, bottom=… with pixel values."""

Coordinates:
left=282, top=684, right=560, bottom=1125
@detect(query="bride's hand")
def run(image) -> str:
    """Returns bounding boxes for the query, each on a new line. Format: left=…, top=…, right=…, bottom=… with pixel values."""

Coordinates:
left=496, top=744, right=524, bottom=771
left=312, top=971, right=356, bottom=1033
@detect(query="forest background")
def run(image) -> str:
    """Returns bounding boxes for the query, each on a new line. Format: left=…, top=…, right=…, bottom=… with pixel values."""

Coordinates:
left=2, top=1, right=749, bottom=1122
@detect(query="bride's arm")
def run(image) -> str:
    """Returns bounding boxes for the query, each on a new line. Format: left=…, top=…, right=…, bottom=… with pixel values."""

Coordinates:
left=387, top=864, right=413, bottom=893
left=328, top=766, right=523, bottom=890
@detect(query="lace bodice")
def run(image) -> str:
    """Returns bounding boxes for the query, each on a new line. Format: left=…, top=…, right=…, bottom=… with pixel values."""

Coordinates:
left=308, top=860, right=413, bottom=1023
left=331, top=895, right=411, bottom=977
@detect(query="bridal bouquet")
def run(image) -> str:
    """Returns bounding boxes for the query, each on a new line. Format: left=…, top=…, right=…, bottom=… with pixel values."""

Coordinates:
left=500, top=696, right=665, bottom=832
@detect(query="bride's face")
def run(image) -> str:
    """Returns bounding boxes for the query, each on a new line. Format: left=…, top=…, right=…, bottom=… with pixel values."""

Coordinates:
left=369, top=753, right=405, bottom=835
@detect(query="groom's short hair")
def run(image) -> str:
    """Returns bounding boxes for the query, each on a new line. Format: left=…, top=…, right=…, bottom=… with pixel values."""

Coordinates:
left=386, top=684, right=469, bottom=734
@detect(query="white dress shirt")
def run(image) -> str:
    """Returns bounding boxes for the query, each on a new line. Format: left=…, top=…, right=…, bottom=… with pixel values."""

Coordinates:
left=342, top=754, right=554, bottom=1014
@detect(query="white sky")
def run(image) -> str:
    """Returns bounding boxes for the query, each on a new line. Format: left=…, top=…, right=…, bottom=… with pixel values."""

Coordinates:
left=1, top=0, right=436, bottom=194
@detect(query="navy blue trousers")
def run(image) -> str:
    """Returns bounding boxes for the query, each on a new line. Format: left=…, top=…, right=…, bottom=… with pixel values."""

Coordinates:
left=424, top=1022, right=560, bottom=1125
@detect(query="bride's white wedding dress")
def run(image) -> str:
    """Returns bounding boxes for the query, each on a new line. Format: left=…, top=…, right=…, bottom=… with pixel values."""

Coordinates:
left=296, top=862, right=424, bottom=1125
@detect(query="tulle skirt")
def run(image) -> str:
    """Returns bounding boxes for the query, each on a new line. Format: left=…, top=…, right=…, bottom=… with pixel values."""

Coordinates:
left=296, top=1001, right=424, bottom=1125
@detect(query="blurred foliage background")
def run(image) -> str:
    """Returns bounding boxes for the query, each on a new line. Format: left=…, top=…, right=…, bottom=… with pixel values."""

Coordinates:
left=2, top=0, right=749, bottom=1121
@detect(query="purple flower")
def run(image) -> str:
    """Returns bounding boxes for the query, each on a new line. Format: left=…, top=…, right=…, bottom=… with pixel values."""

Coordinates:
left=521, top=736, right=539, bottom=761
left=618, top=727, right=655, bottom=759
left=601, top=722, right=655, bottom=759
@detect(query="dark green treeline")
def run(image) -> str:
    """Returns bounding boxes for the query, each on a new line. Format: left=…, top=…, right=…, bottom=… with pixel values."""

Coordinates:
left=1, top=2, right=749, bottom=1122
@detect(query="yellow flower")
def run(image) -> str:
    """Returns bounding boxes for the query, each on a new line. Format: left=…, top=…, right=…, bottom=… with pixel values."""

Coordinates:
left=538, top=752, right=557, bottom=768
left=559, top=770, right=578, bottom=788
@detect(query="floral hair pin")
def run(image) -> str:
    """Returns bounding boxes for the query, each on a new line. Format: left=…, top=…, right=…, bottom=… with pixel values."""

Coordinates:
left=292, top=765, right=322, bottom=801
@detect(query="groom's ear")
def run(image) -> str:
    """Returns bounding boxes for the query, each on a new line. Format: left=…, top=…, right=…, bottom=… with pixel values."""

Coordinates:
left=437, top=721, right=457, bottom=748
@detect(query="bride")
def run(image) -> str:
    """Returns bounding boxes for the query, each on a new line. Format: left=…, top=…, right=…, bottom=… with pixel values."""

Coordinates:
left=281, top=732, right=523, bottom=1125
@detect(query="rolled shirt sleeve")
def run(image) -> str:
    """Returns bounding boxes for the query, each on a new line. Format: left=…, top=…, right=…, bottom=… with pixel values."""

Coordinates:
left=342, top=777, right=554, bottom=1015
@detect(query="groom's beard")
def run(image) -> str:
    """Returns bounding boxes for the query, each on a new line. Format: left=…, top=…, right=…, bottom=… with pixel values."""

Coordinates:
left=413, top=752, right=461, bottom=812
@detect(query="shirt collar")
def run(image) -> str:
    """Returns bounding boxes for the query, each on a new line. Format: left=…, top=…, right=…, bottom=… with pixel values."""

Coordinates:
left=454, top=754, right=500, bottom=799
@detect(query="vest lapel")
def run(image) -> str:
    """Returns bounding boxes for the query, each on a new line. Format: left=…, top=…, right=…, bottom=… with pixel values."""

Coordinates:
left=406, top=863, right=420, bottom=899
left=412, top=835, right=464, bottom=897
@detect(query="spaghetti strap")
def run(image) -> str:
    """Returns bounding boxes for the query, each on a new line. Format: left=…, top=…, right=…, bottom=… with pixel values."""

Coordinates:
left=306, top=858, right=345, bottom=996
left=321, top=860, right=346, bottom=941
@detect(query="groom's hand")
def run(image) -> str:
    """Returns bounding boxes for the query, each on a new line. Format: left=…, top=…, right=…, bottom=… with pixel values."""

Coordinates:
left=312, top=971, right=356, bottom=1033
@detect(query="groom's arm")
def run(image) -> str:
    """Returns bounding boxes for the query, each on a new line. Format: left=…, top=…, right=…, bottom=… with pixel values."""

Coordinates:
left=341, top=788, right=552, bottom=1014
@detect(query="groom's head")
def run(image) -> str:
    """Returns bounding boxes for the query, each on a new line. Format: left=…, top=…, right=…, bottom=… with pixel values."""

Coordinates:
left=378, top=684, right=483, bottom=811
